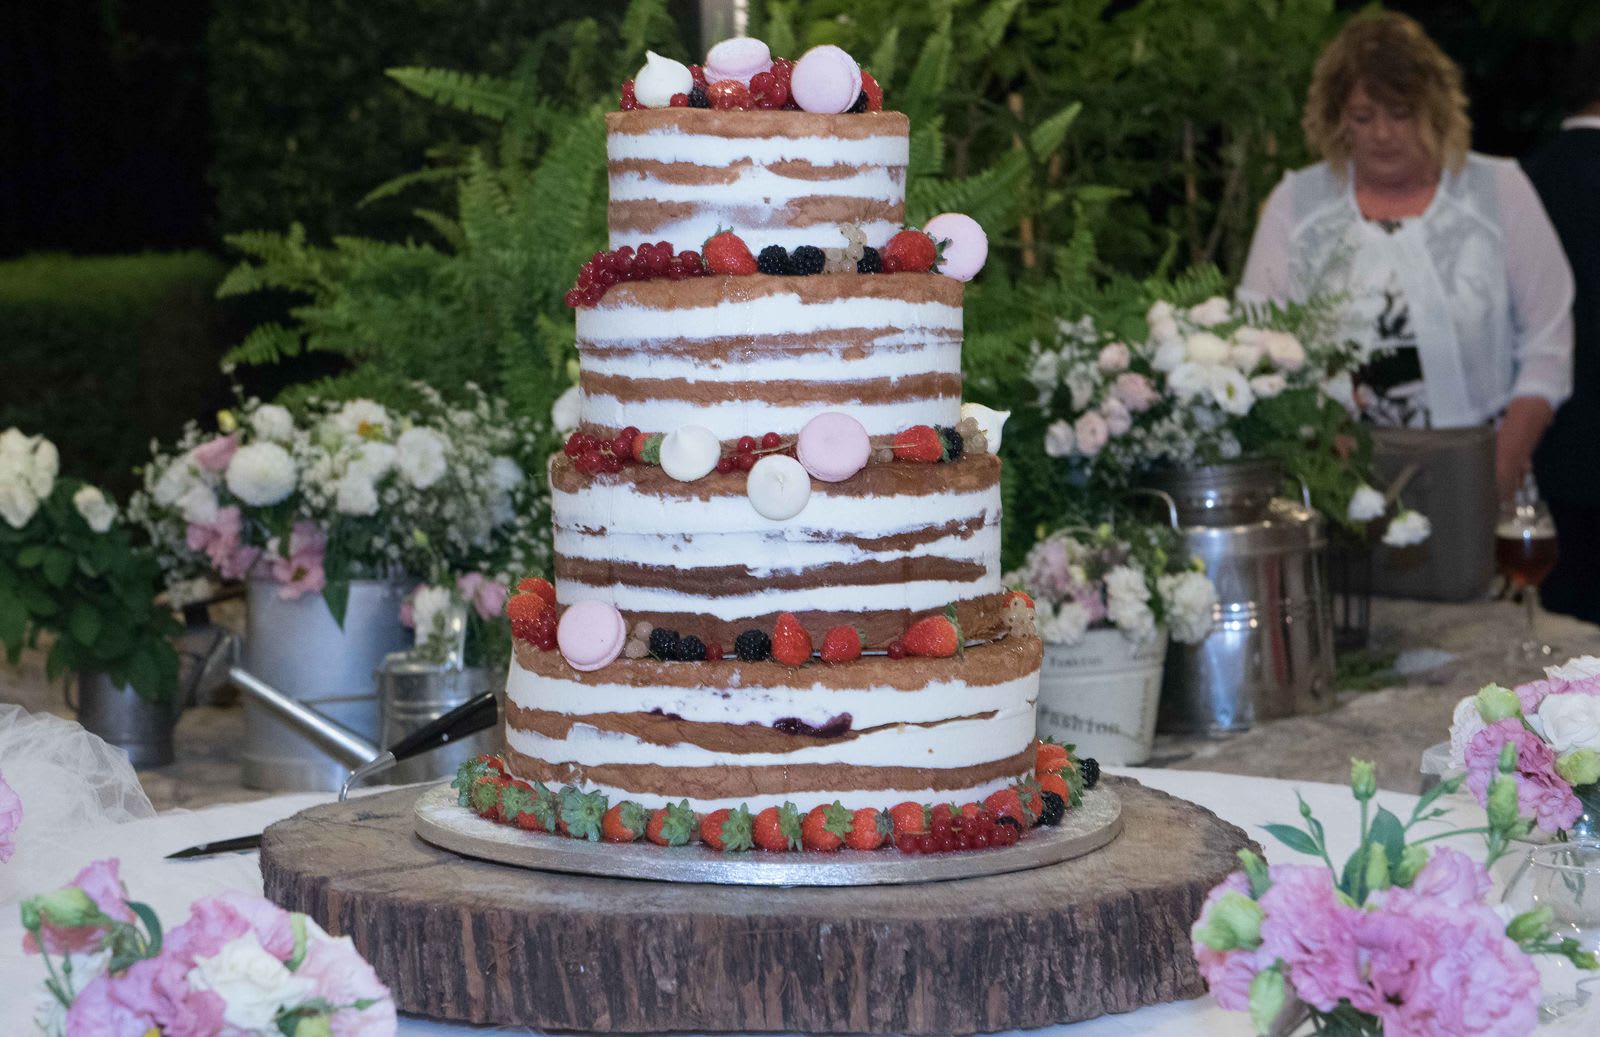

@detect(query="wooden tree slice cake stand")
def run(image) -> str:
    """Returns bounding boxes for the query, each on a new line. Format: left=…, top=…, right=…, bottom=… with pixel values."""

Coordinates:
left=260, top=776, right=1253, bottom=1034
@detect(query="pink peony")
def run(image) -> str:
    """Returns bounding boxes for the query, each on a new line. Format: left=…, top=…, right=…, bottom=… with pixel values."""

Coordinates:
left=1257, top=864, right=1362, bottom=1012
left=271, top=521, right=327, bottom=600
left=456, top=572, right=509, bottom=621
left=1381, top=890, right=1540, bottom=1036
left=1405, top=848, right=1491, bottom=909
left=1464, top=718, right=1584, bottom=833
left=0, top=766, right=20, bottom=863
left=1191, top=871, right=1265, bottom=1010
left=24, top=858, right=136, bottom=955
left=1112, top=372, right=1160, bottom=413
left=190, top=435, right=239, bottom=475
left=295, top=928, right=396, bottom=1036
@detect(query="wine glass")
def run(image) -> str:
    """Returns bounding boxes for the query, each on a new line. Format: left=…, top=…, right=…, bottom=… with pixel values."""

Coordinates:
left=1496, top=477, right=1560, bottom=664
left=1501, top=842, right=1600, bottom=1022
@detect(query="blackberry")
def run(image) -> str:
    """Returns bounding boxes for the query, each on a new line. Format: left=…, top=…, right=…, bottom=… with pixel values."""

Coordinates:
left=756, top=245, right=793, bottom=276
left=676, top=635, right=707, bottom=661
left=856, top=246, right=882, bottom=274
left=1038, top=791, right=1067, bottom=827
left=939, top=426, right=964, bottom=461
left=791, top=245, right=826, bottom=276
left=849, top=90, right=868, bottom=114
left=687, top=86, right=710, bottom=109
left=648, top=628, right=682, bottom=661
left=1081, top=758, right=1101, bottom=789
left=733, top=628, right=772, bottom=661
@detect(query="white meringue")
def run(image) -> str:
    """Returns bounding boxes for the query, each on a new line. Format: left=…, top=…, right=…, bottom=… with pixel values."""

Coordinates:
left=634, top=50, right=694, bottom=109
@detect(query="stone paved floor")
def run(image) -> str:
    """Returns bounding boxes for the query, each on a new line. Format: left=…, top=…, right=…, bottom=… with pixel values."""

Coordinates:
left=4, top=596, right=1597, bottom=810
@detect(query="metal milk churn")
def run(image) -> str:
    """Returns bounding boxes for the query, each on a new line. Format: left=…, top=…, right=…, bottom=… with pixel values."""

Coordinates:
left=1145, top=461, right=1335, bottom=733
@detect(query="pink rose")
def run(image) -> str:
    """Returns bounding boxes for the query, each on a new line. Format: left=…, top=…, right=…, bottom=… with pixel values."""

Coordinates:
left=295, top=928, right=396, bottom=1036
left=1073, top=411, right=1110, bottom=458
left=0, top=767, right=20, bottom=863
left=1112, top=372, right=1159, bottom=413
left=1191, top=871, right=1264, bottom=1010
left=24, top=858, right=136, bottom=954
left=1100, top=398, right=1133, bottom=437
left=1257, top=864, right=1362, bottom=1012
left=1405, top=848, right=1491, bottom=909
left=271, top=521, right=327, bottom=600
left=190, top=435, right=239, bottom=475
left=456, top=572, right=509, bottom=621
left=1097, top=342, right=1131, bottom=373
left=1464, top=718, right=1583, bottom=833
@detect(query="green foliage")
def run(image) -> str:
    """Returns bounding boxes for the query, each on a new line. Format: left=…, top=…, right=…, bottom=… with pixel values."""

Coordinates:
left=0, top=252, right=230, bottom=498
left=0, top=480, right=181, bottom=703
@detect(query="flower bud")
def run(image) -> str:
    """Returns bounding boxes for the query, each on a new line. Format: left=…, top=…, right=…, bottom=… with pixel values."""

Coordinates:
left=1350, top=760, right=1377, bottom=801
left=25, top=888, right=99, bottom=928
left=1193, top=891, right=1265, bottom=951
left=1556, top=749, right=1600, bottom=788
left=293, top=1016, right=334, bottom=1037
left=1476, top=684, right=1521, bottom=723
left=216, top=409, right=239, bottom=434
left=1506, top=906, right=1554, bottom=943
left=1248, top=967, right=1289, bottom=1036
left=1394, top=844, right=1429, bottom=887
left=1364, top=846, right=1391, bottom=892
left=1487, top=774, right=1521, bottom=831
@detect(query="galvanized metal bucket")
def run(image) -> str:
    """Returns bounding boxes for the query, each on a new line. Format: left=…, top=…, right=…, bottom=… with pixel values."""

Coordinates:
left=1036, top=627, right=1168, bottom=765
left=73, top=671, right=181, bottom=769
left=376, top=652, right=502, bottom=784
left=240, top=578, right=410, bottom=791
left=1146, top=463, right=1335, bottom=734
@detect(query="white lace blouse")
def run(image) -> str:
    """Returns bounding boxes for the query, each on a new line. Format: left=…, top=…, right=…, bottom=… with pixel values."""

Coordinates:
left=1239, top=153, right=1574, bottom=427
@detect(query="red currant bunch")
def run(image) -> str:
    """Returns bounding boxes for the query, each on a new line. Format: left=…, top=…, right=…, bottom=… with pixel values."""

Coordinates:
left=566, top=244, right=707, bottom=309
left=895, top=808, right=1018, bottom=854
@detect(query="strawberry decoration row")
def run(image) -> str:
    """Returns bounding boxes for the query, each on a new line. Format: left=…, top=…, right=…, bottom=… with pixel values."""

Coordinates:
left=453, top=740, right=1100, bottom=854
left=563, top=216, right=987, bottom=309
left=622, top=39, right=880, bottom=116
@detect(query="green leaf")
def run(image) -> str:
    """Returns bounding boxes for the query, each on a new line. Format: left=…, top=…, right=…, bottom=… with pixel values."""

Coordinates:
left=42, top=549, right=73, bottom=587
left=1262, top=823, right=1320, bottom=857
left=1369, top=807, right=1406, bottom=868
left=0, top=586, right=26, bottom=655
left=68, top=603, right=101, bottom=648
left=127, top=900, right=163, bottom=957
left=17, top=544, right=47, bottom=568
left=323, top=579, right=351, bottom=629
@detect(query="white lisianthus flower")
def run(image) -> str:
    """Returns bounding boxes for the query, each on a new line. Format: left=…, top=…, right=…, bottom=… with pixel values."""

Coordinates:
left=1187, top=296, right=1233, bottom=327
left=1382, top=509, right=1432, bottom=547
left=335, top=473, right=379, bottom=516
left=1248, top=373, right=1288, bottom=400
left=1548, top=656, right=1600, bottom=682
left=1348, top=484, right=1387, bottom=522
left=0, top=478, right=39, bottom=530
left=249, top=404, right=295, bottom=442
left=1210, top=366, right=1256, bottom=416
left=346, top=442, right=397, bottom=481
left=1101, top=398, right=1133, bottom=437
left=1230, top=342, right=1264, bottom=372
left=1448, top=696, right=1488, bottom=771
left=396, top=427, right=449, bottom=489
left=1152, top=337, right=1189, bottom=373
left=26, top=438, right=57, bottom=498
left=0, top=428, right=30, bottom=465
left=331, top=400, right=392, bottom=441
left=1043, top=420, right=1075, bottom=458
left=1041, top=601, right=1091, bottom=646
left=226, top=442, right=297, bottom=506
left=72, top=486, right=118, bottom=534
left=1160, top=570, right=1218, bottom=644
left=1168, top=362, right=1212, bottom=401
left=1264, top=331, right=1306, bottom=372
left=176, top=482, right=219, bottom=526
left=1536, top=694, right=1600, bottom=755
left=187, top=931, right=313, bottom=1034
left=1186, top=332, right=1231, bottom=366
left=551, top=385, right=583, bottom=434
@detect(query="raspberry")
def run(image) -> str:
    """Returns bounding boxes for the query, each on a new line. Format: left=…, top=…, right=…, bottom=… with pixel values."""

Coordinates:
left=790, top=245, right=825, bottom=276
left=648, top=628, right=681, bottom=661
left=856, top=246, right=882, bottom=274
left=669, top=92, right=689, bottom=107
left=733, top=629, right=771, bottom=661
left=750, top=71, right=788, bottom=109
left=887, top=640, right=906, bottom=660
left=756, top=245, right=793, bottom=276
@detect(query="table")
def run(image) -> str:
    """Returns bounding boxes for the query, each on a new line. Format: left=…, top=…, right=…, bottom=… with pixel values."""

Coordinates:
left=0, top=769, right=1582, bottom=1036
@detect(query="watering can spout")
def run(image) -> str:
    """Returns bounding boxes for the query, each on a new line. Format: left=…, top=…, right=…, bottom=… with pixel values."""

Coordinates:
left=227, top=666, right=382, bottom=769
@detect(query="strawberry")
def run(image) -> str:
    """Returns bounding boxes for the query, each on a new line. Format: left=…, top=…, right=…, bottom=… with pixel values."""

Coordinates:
left=506, top=591, right=551, bottom=640
left=560, top=787, right=608, bottom=842
left=844, top=808, right=892, bottom=851
left=984, top=787, right=1029, bottom=827
left=631, top=430, right=654, bottom=463
left=601, top=801, right=649, bottom=842
left=451, top=754, right=502, bottom=806
left=892, top=425, right=944, bottom=463
left=888, top=801, right=929, bottom=837
left=1035, top=740, right=1070, bottom=776
left=801, top=802, right=853, bottom=851
left=500, top=782, right=536, bottom=828
left=902, top=609, right=962, bottom=658
left=646, top=800, right=698, bottom=846
left=1017, top=776, right=1044, bottom=822
left=819, top=625, right=862, bottom=663
left=881, top=229, right=939, bottom=274
left=929, top=802, right=958, bottom=830
left=469, top=775, right=506, bottom=820
left=517, top=577, right=558, bottom=609
left=753, top=803, right=803, bottom=852
left=703, top=229, right=758, bottom=275
left=528, top=782, right=560, bottom=832
left=1038, top=770, right=1070, bottom=804
left=770, top=612, right=813, bottom=667
left=860, top=70, right=883, bottom=112
left=1005, top=589, right=1036, bottom=610
left=701, top=805, right=755, bottom=852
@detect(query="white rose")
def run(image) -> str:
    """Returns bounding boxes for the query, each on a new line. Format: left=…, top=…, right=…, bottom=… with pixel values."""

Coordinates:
left=1448, top=696, right=1489, bottom=771
left=225, top=442, right=297, bottom=506
left=1168, top=362, right=1212, bottom=401
left=1248, top=373, right=1287, bottom=400
left=249, top=404, right=295, bottom=442
left=411, top=585, right=454, bottom=646
left=1160, top=570, right=1218, bottom=644
left=346, top=442, right=397, bottom=481
left=1537, top=694, right=1600, bottom=755
left=0, top=428, right=31, bottom=465
left=396, top=427, right=449, bottom=489
left=187, top=932, right=312, bottom=1034
left=1041, top=601, right=1091, bottom=646
left=1264, top=331, right=1306, bottom=372
left=331, top=400, right=392, bottom=441
left=152, top=457, right=197, bottom=506
left=176, top=482, right=219, bottom=526
left=26, top=438, right=58, bottom=499
left=1101, top=398, right=1132, bottom=437
left=551, top=385, right=582, bottom=434
left=72, top=485, right=118, bottom=533
left=1074, top=411, right=1110, bottom=458
left=1348, top=484, right=1387, bottom=522
left=1229, top=342, right=1264, bottom=372
left=1043, top=420, right=1076, bottom=458
left=335, top=473, right=379, bottom=516
left=1150, top=338, right=1186, bottom=373
left=1187, top=296, right=1233, bottom=327
left=1382, top=509, right=1432, bottom=548
left=1097, top=342, right=1131, bottom=373
left=1548, top=656, right=1600, bottom=682
left=1186, top=332, right=1231, bottom=366
left=0, top=479, right=39, bottom=530
left=1210, top=366, right=1257, bottom=416
left=1105, top=563, right=1155, bottom=640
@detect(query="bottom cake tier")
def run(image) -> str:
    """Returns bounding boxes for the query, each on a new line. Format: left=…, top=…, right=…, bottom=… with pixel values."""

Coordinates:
left=503, top=636, right=1042, bottom=813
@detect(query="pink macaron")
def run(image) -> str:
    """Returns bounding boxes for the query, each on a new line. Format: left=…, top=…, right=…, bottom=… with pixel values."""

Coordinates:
left=705, top=37, right=772, bottom=87
left=790, top=45, right=861, bottom=115
left=557, top=600, right=627, bottom=672
left=797, top=411, right=871, bottom=482
left=922, top=212, right=989, bottom=282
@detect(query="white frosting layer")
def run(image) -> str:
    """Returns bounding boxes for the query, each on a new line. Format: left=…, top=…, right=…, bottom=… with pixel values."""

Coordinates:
left=607, top=130, right=909, bottom=167
left=559, top=577, right=985, bottom=621
left=579, top=293, right=960, bottom=343
left=566, top=774, right=1030, bottom=814
left=581, top=337, right=962, bottom=384
left=554, top=522, right=999, bottom=574
left=609, top=164, right=904, bottom=205
left=579, top=394, right=960, bottom=442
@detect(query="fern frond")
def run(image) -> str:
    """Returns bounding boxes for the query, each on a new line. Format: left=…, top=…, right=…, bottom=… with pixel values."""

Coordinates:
left=901, top=7, right=953, bottom=127
left=385, top=67, right=518, bottom=121
left=223, top=323, right=304, bottom=367
left=613, top=0, right=677, bottom=82
left=1028, top=102, right=1082, bottom=158
left=908, top=117, right=946, bottom=181
left=976, top=0, right=1025, bottom=51
left=411, top=208, right=465, bottom=249
left=360, top=166, right=464, bottom=207
left=868, top=27, right=900, bottom=87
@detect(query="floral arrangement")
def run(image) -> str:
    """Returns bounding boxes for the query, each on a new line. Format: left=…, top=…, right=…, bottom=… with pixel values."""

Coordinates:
left=132, top=385, right=548, bottom=666
left=1192, top=760, right=1595, bottom=1036
left=1026, top=296, right=1429, bottom=544
left=0, top=766, right=19, bottom=863
left=1, top=429, right=181, bottom=702
left=1448, top=655, right=1600, bottom=837
left=1005, top=524, right=1218, bottom=646
left=20, top=858, right=394, bottom=1036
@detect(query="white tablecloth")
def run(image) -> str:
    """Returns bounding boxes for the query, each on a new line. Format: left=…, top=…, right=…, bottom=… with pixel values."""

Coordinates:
left=0, top=768, right=1582, bottom=1035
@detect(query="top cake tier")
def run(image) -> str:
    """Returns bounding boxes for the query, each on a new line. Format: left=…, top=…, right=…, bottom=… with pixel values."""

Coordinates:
left=606, top=110, right=910, bottom=253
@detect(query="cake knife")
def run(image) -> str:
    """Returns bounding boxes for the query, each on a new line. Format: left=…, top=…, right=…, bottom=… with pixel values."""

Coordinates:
left=165, top=688, right=499, bottom=860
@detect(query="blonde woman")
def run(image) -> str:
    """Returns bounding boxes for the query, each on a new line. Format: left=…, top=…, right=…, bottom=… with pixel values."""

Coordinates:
left=1240, top=12, right=1573, bottom=502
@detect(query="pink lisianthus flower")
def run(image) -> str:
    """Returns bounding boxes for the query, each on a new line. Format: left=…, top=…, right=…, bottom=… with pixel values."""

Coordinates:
left=1344, top=903, right=1428, bottom=1019
left=1464, top=718, right=1583, bottom=833
left=1380, top=890, right=1540, bottom=1036
left=1405, top=848, right=1491, bottom=909
left=295, top=926, right=396, bottom=1036
left=1191, top=871, right=1265, bottom=1010
left=63, top=974, right=156, bottom=1037
left=0, top=766, right=20, bottom=863
left=23, top=858, right=136, bottom=955
left=271, top=521, right=327, bottom=600
left=1257, top=864, right=1362, bottom=1012
left=216, top=891, right=297, bottom=960
left=190, top=434, right=239, bottom=475
left=1514, top=676, right=1569, bottom=715
left=456, top=572, right=509, bottom=621
left=186, top=506, right=261, bottom=582
left=1112, top=371, right=1160, bottom=413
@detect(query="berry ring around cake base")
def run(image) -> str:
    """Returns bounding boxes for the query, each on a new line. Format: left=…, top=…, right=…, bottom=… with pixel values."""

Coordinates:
left=411, top=780, right=1121, bottom=886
